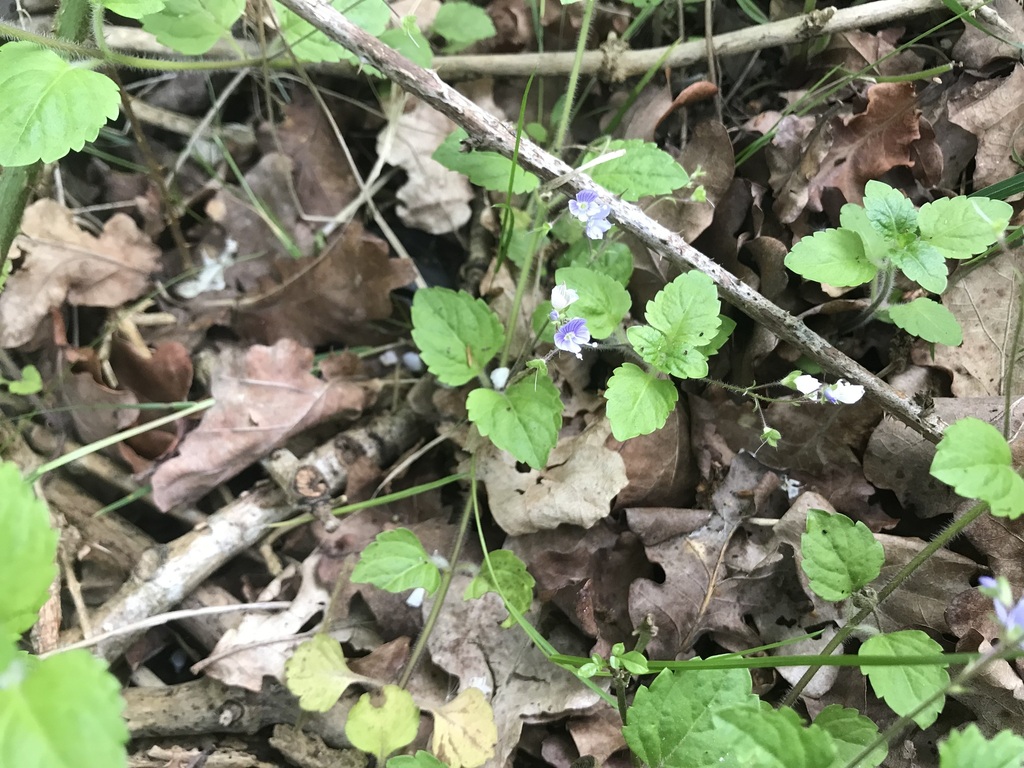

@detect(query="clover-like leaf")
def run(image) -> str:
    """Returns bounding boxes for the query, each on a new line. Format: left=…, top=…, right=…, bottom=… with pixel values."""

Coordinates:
left=860, top=630, right=948, bottom=729
left=411, top=287, right=505, bottom=386
left=0, top=43, right=120, bottom=167
left=801, top=509, right=885, bottom=602
left=888, top=298, right=963, bottom=346
left=351, top=528, right=443, bottom=595
left=930, top=418, right=1024, bottom=519
left=467, top=371, right=562, bottom=469
left=604, top=363, right=678, bottom=441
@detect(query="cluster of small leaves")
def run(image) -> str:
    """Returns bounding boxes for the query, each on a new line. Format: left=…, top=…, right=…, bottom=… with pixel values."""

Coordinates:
left=0, top=461, right=129, bottom=766
left=785, top=181, right=1011, bottom=345
left=577, top=642, right=650, bottom=678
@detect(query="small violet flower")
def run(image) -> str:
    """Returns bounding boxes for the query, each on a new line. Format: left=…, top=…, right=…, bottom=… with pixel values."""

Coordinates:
left=554, top=317, right=593, bottom=360
left=569, top=190, right=613, bottom=240
left=979, top=575, right=1024, bottom=640
left=790, top=374, right=865, bottom=405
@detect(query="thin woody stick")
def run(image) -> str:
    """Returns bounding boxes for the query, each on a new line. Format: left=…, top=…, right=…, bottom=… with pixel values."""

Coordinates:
left=274, top=0, right=949, bottom=444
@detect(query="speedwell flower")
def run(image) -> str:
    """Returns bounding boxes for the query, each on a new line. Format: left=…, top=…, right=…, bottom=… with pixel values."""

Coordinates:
left=551, top=283, right=579, bottom=311
left=789, top=374, right=864, bottom=405
left=979, top=576, right=1024, bottom=641
left=554, top=317, right=593, bottom=359
left=569, top=190, right=612, bottom=240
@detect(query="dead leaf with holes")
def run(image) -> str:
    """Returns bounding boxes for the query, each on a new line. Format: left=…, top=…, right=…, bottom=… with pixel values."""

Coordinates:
left=949, top=64, right=1024, bottom=191
left=151, top=338, right=376, bottom=510
left=429, top=687, right=498, bottom=768
left=913, top=249, right=1024, bottom=397
left=471, top=417, right=628, bottom=535
left=0, top=199, right=160, bottom=349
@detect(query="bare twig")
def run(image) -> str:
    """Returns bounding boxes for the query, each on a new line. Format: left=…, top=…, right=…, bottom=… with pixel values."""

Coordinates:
left=274, top=0, right=948, bottom=443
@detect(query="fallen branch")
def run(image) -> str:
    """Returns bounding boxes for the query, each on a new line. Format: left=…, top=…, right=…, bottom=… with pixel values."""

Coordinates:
left=275, top=0, right=949, bottom=444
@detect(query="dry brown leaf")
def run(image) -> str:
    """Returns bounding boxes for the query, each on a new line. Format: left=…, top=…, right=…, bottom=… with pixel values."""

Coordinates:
left=378, top=96, right=473, bottom=234
left=611, top=404, right=696, bottom=509
left=0, top=199, right=159, bottom=348
left=233, top=223, right=417, bottom=347
left=430, top=688, right=498, bottom=768
left=949, top=65, right=1024, bottom=190
left=915, top=249, right=1024, bottom=397
left=151, top=338, right=375, bottom=510
left=473, top=418, right=628, bottom=535
left=952, top=0, right=1024, bottom=70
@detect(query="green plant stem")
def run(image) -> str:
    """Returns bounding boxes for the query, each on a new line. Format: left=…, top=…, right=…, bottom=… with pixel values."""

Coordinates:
left=780, top=501, right=988, bottom=707
left=498, top=201, right=550, bottom=369
left=1003, top=274, right=1024, bottom=438
left=550, top=0, right=596, bottom=154
left=845, top=266, right=894, bottom=332
left=397, top=482, right=475, bottom=689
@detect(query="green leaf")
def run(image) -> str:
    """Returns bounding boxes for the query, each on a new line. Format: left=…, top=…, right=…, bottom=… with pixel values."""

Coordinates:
left=431, top=1, right=496, bottom=52
left=559, top=240, right=634, bottom=285
left=0, top=647, right=128, bottom=768
left=860, top=630, right=948, bottom=729
left=930, top=418, right=1024, bottom=519
left=888, top=298, right=963, bottom=345
left=939, top=724, right=1024, bottom=768
left=582, top=139, right=690, bottom=201
left=411, top=287, right=505, bottom=386
left=378, top=19, right=433, bottom=68
left=0, top=462, right=57, bottom=637
left=919, top=196, right=1012, bottom=260
left=862, top=180, right=918, bottom=240
left=696, top=315, right=736, bottom=357
left=433, top=129, right=539, bottom=194
left=141, top=0, right=245, bottom=54
left=102, top=0, right=166, bottom=17
left=0, top=43, right=120, bottom=167
left=285, top=635, right=362, bottom=712
left=554, top=266, right=631, bottom=339
left=801, top=508, right=885, bottom=602
left=813, top=704, right=887, bottom=768
left=346, top=685, right=420, bottom=764
left=604, top=364, right=678, bottom=441
left=503, top=207, right=550, bottom=268
left=6, top=364, right=43, bottom=396
left=351, top=528, right=443, bottom=594
left=839, top=203, right=891, bottom=267
left=466, top=372, right=562, bottom=469
left=274, top=0, right=390, bottom=64
left=627, top=271, right=722, bottom=378
left=465, top=550, right=535, bottom=628
left=623, top=667, right=759, bottom=768
left=714, top=704, right=837, bottom=768
left=784, top=228, right=877, bottom=287
left=891, top=240, right=947, bottom=293
left=388, top=750, right=449, bottom=768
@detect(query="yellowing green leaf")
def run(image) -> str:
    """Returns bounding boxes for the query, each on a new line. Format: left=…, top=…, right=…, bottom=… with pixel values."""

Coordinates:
left=285, top=635, right=363, bottom=712
left=346, top=685, right=420, bottom=763
left=430, top=688, right=497, bottom=768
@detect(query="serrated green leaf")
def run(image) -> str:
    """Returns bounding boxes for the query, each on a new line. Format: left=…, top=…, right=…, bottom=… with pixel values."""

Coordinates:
left=814, top=704, right=887, bottom=768
left=274, top=0, right=390, bottom=63
left=378, top=20, right=433, bottom=68
left=860, top=630, right=948, bottom=729
left=351, top=528, right=443, bottom=594
left=346, top=685, right=420, bottom=764
left=554, top=266, right=631, bottom=339
left=930, top=418, right=1024, bottom=519
left=0, top=43, right=120, bottom=167
left=0, top=648, right=128, bottom=768
left=801, top=508, right=885, bottom=602
left=695, top=315, right=735, bottom=357
left=784, top=228, right=877, bottom=287
left=627, top=271, right=721, bottom=378
left=465, top=550, right=535, bottom=628
left=714, top=704, right=837, bottom=768
left=863, top=180, right=917, bottom=240
left=431, top=1, right=496, bottom=52
left=559, top=240, right=634, bottom=285
left=582, top=139, right=690, bottom=201
left=433, top=129, right=539, bottom=194
left=891, top=240, right=947, bottom=293
left=939, top=724, right=1024, bottom=768
left=103, top=0, right=166, bottom=18
left=0, top=462, right=57, bottom=637
left=141, top=0, right=244, bottom=54
left=466, top=372, right=562, bottom=469
left=388, top=750, right=449, bottom=768
left=888, top=298, right=963, bottom=345
left=286, top=635, right=362, bottom=712
left=623, top=667, right=758, bottom=768
left=411, top=287, right=505, bottom=386
left=839, top=203, right=891, bottom=267
left=604, top=363, right=678, bottom=441
left=919, top=196, right=1012, bottom=260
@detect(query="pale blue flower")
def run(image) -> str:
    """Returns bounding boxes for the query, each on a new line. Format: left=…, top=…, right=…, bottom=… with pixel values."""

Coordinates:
left=554, top=317, right=593, bottom=359
left=569, top=190, right=612, bottom=240
left=979, top=576, right=1024, bottom=640
left=790, top=374, right=864, bottom=405
left=585, top=216, right=612, bottom=240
